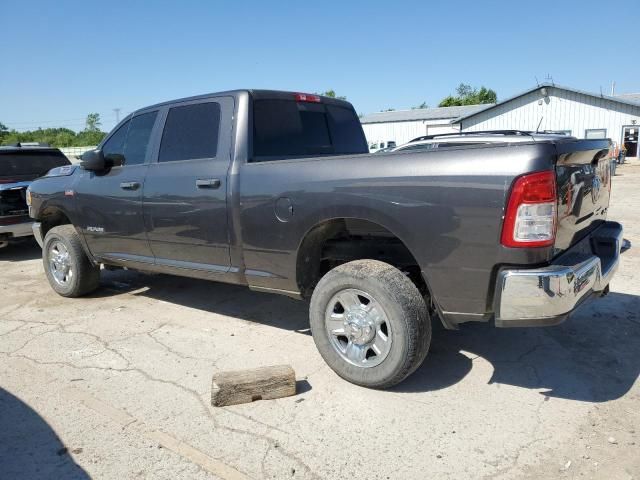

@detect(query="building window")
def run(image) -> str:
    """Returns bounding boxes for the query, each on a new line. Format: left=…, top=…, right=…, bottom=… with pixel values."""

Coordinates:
left=585, top=129, right=607, bottom=139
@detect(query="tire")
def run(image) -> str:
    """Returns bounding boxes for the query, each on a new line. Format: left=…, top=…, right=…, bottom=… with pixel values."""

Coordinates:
left=309, top=259, right=431, bottom=389
left=42, top=225, right=100, bottom=297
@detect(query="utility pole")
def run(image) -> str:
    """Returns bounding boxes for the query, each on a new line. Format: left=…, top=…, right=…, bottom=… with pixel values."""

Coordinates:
left=113, top=108, right=121, bottom=123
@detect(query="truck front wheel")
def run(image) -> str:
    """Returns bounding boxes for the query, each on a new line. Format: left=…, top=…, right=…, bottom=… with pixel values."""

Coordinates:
left=43, top=225, right=100, bottom=297
left=309, top=260, right=431, bottom=388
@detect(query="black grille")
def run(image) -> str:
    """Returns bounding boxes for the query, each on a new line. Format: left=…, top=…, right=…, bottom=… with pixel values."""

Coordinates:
left=0, top=187, right=28, bottom=218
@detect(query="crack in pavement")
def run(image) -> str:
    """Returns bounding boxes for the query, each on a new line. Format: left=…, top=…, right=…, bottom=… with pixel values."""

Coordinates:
left=1, top=323, right=321, bottom=479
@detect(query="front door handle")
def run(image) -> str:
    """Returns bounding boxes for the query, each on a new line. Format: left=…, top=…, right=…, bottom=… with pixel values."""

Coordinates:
left=120, top=181, right=141, bottom=190
left=196, top=178, right=221, bottom=189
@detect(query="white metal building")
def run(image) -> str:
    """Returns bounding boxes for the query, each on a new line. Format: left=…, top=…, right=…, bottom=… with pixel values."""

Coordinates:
left=360, top=104, right=488, bottom=148
left=457, top=83, right=640, bottom=157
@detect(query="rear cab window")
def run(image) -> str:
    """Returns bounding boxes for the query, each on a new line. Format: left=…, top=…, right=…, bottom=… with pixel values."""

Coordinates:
left=0, top=149, right=70, bottom=178
left=251, top=96, right=368, bottom=161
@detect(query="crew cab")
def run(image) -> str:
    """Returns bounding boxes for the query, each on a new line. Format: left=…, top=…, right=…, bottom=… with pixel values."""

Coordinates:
left=0, top=144, right=70, bottom=249
left=27, top=90, right=623, bottom=388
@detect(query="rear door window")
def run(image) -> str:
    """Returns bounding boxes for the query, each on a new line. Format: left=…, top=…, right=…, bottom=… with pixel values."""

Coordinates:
left=252, top=99, right=368, bottom=160
left=159, top=102, right=221, bottom=162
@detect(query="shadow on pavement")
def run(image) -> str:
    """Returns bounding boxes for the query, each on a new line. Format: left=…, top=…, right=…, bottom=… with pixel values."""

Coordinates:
left=94, top=270, right=640, bottom=403
left=0, top=387, right=89, bottom=479
left=96, top=269, right=311, bottom=334
left=396, top=291, right=640, bottom=402
left=0, top=238, right=41, bottom=262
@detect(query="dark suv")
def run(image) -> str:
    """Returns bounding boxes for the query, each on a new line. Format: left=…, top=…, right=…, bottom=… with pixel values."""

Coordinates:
left=0, top=143, right=70, bottom=248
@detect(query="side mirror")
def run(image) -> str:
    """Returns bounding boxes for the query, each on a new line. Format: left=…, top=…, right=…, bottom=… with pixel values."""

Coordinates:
left=80, top=150, right=125, bottom=171
left=105, top=153, right=125, bottom=168
left=80, top=149, right=106, bottom=171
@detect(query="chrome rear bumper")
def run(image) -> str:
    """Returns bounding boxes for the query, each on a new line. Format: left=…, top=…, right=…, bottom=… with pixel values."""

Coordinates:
left=495, top=221, right=624, bottom=327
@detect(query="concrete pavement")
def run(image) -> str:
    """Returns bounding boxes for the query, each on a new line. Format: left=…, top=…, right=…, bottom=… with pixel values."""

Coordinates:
left=1, top=164, right=639, bottom=479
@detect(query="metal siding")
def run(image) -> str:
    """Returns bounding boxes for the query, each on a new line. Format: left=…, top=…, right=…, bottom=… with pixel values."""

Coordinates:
left=361, top=121, right=460, bottom=146
left=359, top=104, right=488, bottom=124
left=462, top=87, right=640, bottom=144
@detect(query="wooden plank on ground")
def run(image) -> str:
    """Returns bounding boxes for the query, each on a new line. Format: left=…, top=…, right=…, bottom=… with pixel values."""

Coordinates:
left=211, top=365, right=296, bottom=407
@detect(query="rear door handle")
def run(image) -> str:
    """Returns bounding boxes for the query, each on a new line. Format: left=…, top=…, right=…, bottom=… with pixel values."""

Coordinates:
left=196, top=178, right=221, bottom=189
left=120, top=181, right=141, bottom=190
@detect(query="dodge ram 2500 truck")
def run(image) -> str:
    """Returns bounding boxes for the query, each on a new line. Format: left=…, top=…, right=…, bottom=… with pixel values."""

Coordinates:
left=27, top=90, right=623, bottom=388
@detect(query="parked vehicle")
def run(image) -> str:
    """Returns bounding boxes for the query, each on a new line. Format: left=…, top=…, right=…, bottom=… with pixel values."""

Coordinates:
left=369, top=140, right=396, bottom=153
left=390, top=130, right=576, bottom=153
left=0, top=144, right=70, bottom=249
left=27, top=90, right=623, bottom=388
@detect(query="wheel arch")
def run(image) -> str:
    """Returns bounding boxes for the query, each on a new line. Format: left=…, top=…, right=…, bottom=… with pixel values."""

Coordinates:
left=295, top=216, right=432, bottom=301
left=39, top=205, right=73, bottom=237
left=39, top=205, right=96, bottom=264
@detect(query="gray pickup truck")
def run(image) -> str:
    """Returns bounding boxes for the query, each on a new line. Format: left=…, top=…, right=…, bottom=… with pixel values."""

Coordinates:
left=27, top=90, right=623, bottom=388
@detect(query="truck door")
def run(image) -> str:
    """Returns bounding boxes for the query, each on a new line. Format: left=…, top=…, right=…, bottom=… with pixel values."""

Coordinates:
left=74, top=110, right=158, bottom=261
left=142, top=97, right=233, bottom=273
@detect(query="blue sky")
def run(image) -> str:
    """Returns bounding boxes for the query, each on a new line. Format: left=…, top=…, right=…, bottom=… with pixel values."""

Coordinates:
left=1, top=0, right=635, bottom=132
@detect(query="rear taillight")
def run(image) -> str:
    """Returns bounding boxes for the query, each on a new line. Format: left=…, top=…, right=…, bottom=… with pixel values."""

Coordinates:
left=294, top=93, right=321, bottom=103
left=501, top=170, right=557, bottom=248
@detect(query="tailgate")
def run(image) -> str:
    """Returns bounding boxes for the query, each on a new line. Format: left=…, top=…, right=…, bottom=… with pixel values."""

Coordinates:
left=554, top=139, right=612, bottom=252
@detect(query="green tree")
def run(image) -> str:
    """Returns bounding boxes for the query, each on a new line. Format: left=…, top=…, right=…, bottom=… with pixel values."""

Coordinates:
left=0, top=119, right=106, bottom=148
left=0, top=121, right=8, bottom=143
left=438, top=83, right=497, bottom=107
left=85, top=113, right=102, bottom=132
left=412, top=102, right=429, bottom=109
left=75, top=130, right=105, bottom=146
left=317, top=90, right=347, bottom=101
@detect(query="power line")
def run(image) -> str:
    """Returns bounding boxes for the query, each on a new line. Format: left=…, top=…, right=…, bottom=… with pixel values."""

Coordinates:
left=2, top=110, right=132, bottom=128
left=4, top=118, right=116, bottom=129
left=4, top=117, right=92, bottom=126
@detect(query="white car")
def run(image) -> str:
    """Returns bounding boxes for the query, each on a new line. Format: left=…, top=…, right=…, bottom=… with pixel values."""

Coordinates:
left=369, top=140, right=396, bottom=153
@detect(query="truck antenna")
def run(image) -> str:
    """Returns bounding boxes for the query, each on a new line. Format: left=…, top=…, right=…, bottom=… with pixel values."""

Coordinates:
left=536, top=116, right=544, bottom=133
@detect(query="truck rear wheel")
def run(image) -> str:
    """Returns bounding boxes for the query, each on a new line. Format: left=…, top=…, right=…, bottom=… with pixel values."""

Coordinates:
left=309, top=259, right=431, bottom=388
left=43, top=225, right=100, bottom=297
